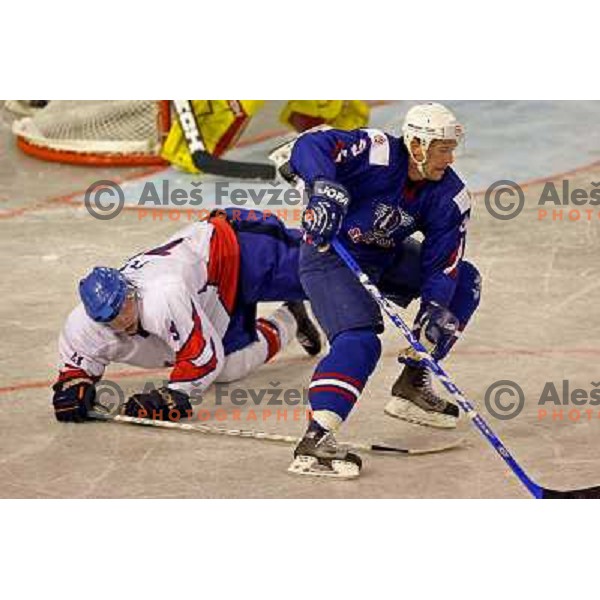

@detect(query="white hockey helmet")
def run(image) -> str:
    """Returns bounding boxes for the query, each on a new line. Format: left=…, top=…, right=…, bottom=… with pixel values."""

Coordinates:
left=402, top=103, right=464, bottom=169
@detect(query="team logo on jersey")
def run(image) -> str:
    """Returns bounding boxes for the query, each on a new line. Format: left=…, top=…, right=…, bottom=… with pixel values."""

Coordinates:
left=347, top=203, right=415, bottom=248
left=373, top=203, right=414, bottom=236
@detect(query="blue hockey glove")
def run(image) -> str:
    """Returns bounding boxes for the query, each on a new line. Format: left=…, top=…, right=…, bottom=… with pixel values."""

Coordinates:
left=409, top=301, right=460, bottom=362
left=301, top=179, right=350, bottom=247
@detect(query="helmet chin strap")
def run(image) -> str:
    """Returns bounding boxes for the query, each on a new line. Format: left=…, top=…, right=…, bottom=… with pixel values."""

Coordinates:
left=408, top=139, right=431, bottom=179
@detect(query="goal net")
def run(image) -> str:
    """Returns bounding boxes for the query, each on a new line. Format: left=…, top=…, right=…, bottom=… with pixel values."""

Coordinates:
left=12, top=101, right=171, bottom=166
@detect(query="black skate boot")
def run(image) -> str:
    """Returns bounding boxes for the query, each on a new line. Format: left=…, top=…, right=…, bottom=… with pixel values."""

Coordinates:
left=385, top=363, right=459, bottom=429
left=285, top=301, right=322, bottom=356
left=288, top=420, right=362, bottom=478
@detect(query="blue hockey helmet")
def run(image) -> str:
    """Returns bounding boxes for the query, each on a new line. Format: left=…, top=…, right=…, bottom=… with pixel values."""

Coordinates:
left=79, top=267, right=130, bottom=323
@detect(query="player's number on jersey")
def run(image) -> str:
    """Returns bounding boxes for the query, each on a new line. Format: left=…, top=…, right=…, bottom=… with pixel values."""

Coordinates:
left=122, top=239, right=186, bottom=272
left=70, top=352, right=84, bottom=366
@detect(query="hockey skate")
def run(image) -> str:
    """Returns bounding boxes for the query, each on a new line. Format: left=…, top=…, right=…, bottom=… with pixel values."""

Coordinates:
left=385, top=364, right=459, bottom=429
left=285, top=301, right=322, bottom=356
left=288, top=420, right=362, bottom=478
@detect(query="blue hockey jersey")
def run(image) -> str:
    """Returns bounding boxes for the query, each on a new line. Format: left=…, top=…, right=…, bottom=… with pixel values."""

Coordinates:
left=289, top=128, right=472, bottom=308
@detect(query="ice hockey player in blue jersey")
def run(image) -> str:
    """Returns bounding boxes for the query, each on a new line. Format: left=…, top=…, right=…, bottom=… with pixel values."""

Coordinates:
left=284, top=103, right=482, bottom=478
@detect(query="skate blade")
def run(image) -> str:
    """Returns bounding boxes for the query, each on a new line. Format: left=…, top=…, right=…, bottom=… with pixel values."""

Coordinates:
left=384, top=397, right=458, bottom=430
left=287, top=455, right=360, bottom=479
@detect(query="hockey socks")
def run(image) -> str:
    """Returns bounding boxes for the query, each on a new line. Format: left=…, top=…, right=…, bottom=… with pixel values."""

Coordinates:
left=309, top=328, right=381, bottom=430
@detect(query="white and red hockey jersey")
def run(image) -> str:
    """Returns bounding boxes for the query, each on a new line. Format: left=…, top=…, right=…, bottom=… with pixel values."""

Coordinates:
left=57, top=218, right=295, bottom=395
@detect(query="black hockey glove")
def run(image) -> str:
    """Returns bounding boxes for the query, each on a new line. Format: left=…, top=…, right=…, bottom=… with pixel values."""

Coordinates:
left=52, top=380, right=96, bottom=423
left=301, top=179, right=350, bottom=247
left=124, top=387, right=192, bottom=421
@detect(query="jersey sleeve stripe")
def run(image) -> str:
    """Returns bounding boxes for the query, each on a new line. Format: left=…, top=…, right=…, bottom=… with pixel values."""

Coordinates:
left=57, top=366, right=94, bottom=383
left=452, top=187, right=471, bottom=215
left=256, top=318, right=282, bottom=362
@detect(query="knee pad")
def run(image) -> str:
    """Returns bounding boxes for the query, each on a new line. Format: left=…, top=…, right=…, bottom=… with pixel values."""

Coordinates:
left=450, top=261, right=482, bottom=327
left=461, top=261, right=482, bottom=303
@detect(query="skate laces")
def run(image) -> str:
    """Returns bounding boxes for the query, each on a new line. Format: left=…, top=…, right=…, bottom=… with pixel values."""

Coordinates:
left=316, top=430, right=340, bottom=454
left=415, top=369, right=446, bottom=410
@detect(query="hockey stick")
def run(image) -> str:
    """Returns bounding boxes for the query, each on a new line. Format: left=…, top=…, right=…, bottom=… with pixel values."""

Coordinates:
left=87, top=410, right=463, bottom=456
left=172, top=100, right=276, bottom=181
left=331, top=238, right=600, bottom=498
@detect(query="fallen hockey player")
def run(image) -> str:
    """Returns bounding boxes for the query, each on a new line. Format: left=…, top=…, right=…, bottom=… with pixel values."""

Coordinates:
left=283, top=102, right=482, bottom=478
left=51, top=208, right=321, bottom=423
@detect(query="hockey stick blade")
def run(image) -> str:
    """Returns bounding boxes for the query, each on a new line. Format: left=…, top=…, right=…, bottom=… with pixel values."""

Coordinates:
left=540, top=486, right=600, bottom=499
left=366, top=439, right=465, bottom=455
left=192, top=150, right=276, bottom=181
left=172, top=100, right=276, bottom=181
left=87, top=410, right=463, bottom=456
